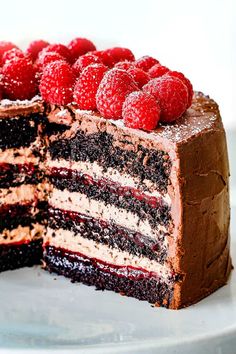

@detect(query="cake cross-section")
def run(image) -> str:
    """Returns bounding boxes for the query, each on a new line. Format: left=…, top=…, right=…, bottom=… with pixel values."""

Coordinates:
left=43, top=92, right=231, bottom=309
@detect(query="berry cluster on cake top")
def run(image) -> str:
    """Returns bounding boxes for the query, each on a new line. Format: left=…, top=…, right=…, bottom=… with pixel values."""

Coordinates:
left=0, top=38, right=193, bottom=131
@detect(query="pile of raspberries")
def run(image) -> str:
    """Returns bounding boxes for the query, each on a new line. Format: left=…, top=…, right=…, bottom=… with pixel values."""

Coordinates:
left=0, top=38, right=193, bottom=131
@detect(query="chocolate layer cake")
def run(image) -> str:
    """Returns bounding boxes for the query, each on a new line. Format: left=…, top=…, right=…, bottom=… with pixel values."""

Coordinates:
left=43, top=92, right=231, bottom=309
left=0, top=97, right=47, bottom=271
left=0, top=39, right=232, bottom=309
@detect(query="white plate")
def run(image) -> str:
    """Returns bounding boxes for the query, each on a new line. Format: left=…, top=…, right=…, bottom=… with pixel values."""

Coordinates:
left=0, top=132, right=235, bottom=354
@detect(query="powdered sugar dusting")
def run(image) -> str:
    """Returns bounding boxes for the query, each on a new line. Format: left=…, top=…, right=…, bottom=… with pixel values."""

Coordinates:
left=109, top=93, right=219, bottom=144
left=56, top=109, right=68, bottom=118
left=157, top=111, right=218, bottom=143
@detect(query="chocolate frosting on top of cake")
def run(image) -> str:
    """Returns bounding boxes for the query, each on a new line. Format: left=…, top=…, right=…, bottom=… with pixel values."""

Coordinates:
left=45, top=92, right=221, bottom=151
left=0, top=95, right=44, bottom=118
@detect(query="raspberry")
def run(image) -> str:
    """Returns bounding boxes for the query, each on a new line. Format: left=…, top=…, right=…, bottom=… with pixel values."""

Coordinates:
left=123, top=91, right=161, bottom=131
left=72, top=53, right=101, bottom=76
left=2, top=57, right=38, bottom=100
left=26, top=40, right=49, bottom=61
left=92, top=50, right=110, bottom=65
left=43, top=44, right=71, bottom=62
left=36, top=51, right=65, bottom=70
left=167, top=71, right=193, bottom=107
left=114, top=62, right=150, bottom=88
left=114, top=61, right=135, bottom=70
left=2, top=48, right=25, bottom=65
left=73, top=63, right=107, bottom=110
left=149, top=64, right=170, bottom=78
left=127, top=67, right=150, bottom=88
left=94, top=50, right=113, bottom=67
left=135, top=56, right=159, bottom=72
left=143, top=76, right=188, bottom=123
left=68, top=38, right=96, bottom=62
left=39, top=60, right=76, bottom=105
left=0, top=41, right=18, bottom=66
left=96, top=68, right=138, bottom=119
left=99, top=47, right=135, bottom=67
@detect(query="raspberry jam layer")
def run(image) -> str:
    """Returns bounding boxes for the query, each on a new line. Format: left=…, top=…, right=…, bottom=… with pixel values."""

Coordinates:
left=48, top=207, right=168, bottom=263
left=49, top=167, right=171, bottom=228
left=49, top=167, right=164, bottom=208
left=0, top=202, right=47, bottom=232
left=44, top=245, right=174, bottom=282
left=0, top=163, right=41, bottom=187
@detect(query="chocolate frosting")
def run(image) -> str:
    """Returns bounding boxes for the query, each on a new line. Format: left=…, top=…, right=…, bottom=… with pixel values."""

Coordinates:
left=0, top=96, right=44, bottom=118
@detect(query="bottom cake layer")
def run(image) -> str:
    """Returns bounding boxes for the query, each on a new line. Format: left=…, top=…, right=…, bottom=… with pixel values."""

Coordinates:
left=0, top=239, right=43, bottom=272
left=44, top=246, right=175, bottom=308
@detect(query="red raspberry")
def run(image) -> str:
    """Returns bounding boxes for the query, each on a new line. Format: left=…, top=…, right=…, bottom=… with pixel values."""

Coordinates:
left=167, top=71, right=193, bottom=108
left=123, top=91, right=161, bottom=131
left=0, top=41, right=18, bottom=66
left=39, top=60, right=76, bottom=105
left=127, top=67, right=150, bottom=88
left=36, top=51, right=65, bottom=70
left=135, top=56, right=160, bottom=72
left=99, top=47, right=135, bottom=67
left=2, top=57, right=38, bottom=100
left=73, top=63, right=107, bottom=110
left=96, top=68, right=138, bottom=119
left=68, top=38, right=96, bottom=62
left=149, top=64, right=170, bottom=78
left=92, top=50, right=110, bottom=65
left=114, top=61, right=134, bottom=70
left=143, top=76, right=188, bottom=123
left=72, top=53, right=101, bottom=76
left=114, top=62, right=149, bottom=88
left=2, top=48, right=25, bottom=65
left=26, top=40, right=50, bottom=61
left=43, top=44, right=71, bottom=63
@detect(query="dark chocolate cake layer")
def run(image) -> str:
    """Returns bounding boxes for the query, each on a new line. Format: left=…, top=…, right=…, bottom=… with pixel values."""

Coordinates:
left=48, top=130, right=171, bottom=193
left=44, top=245, right=174, bottom=307
left=0, top=115, right=41, bottom=150
left=48, top=207, right=168, bottom=263
left=0, top=239, right=42, bottom=272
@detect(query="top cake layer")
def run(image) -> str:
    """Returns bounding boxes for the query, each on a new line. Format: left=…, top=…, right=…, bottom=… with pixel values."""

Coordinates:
left=46, top=91, right=221, bottom=145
